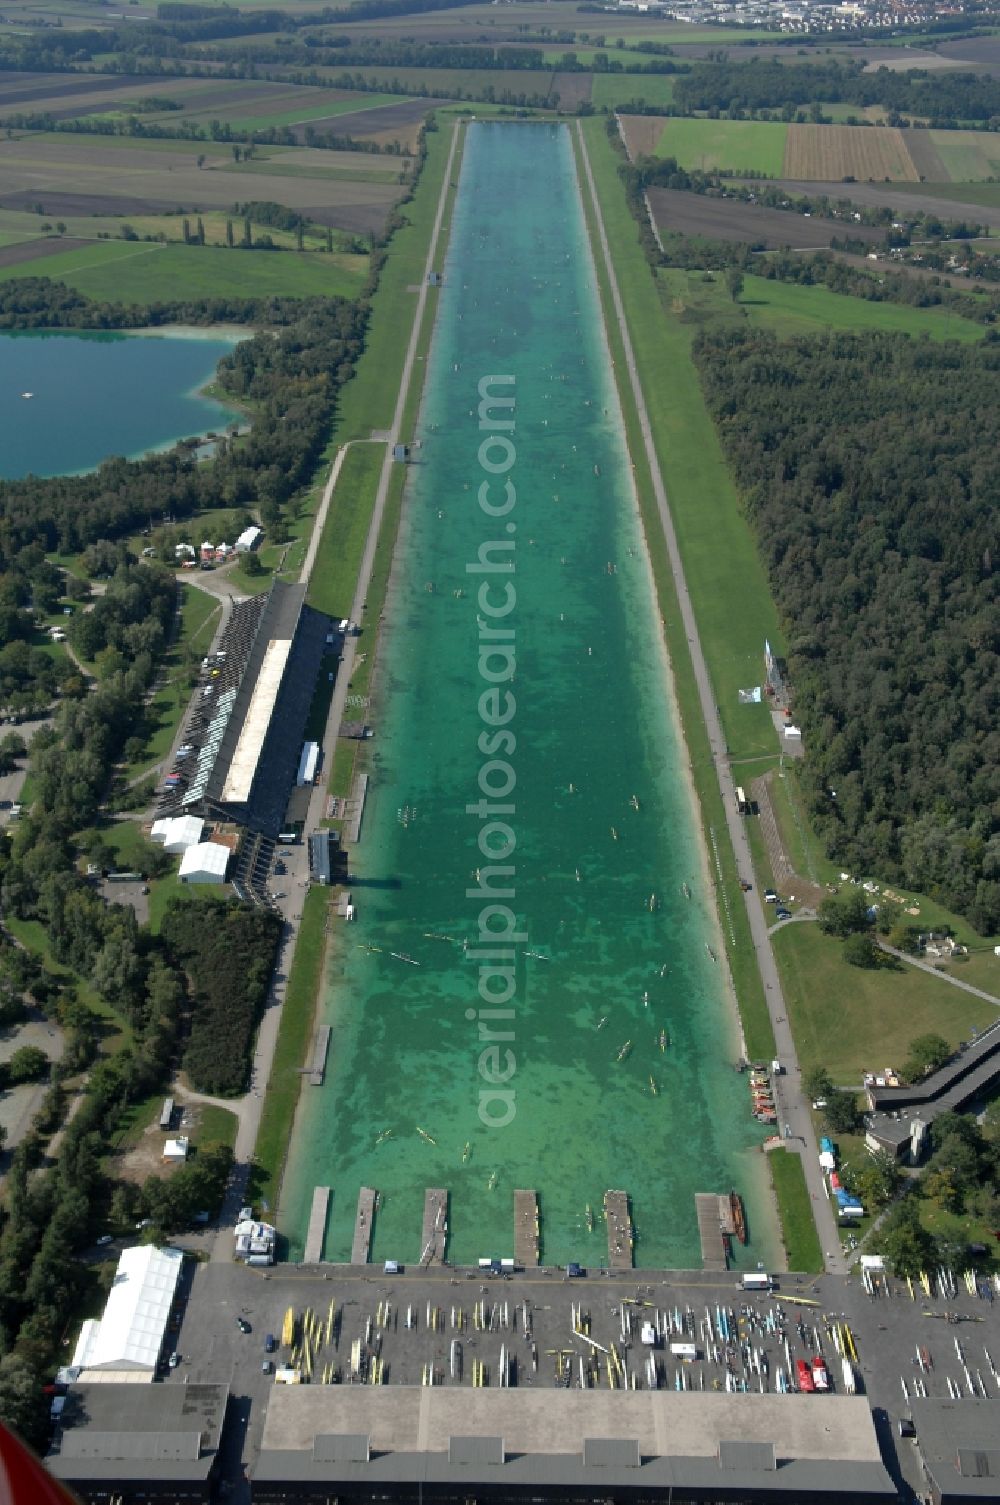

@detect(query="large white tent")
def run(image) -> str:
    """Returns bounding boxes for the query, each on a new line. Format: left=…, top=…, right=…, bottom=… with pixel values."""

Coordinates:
left=150, top=814, right=204, bottom=852
left=71, top=1245, right=183, bottom=1382
left=178, top=841, right=230, bottom=883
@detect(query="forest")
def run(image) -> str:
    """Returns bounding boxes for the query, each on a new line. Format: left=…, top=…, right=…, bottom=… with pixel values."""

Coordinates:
left=692, top=328, right=1000, bottom=931
left=160, top=895, right=282, bottom=1095
left=673, top=58, right=1000, bottom=125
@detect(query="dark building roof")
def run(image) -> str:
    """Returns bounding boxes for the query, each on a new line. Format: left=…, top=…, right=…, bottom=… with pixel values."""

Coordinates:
left=867, top=1021, right=1000, bottom=1155
left=252, top=1389, right=897, bottom=1503
left=45, top=1381, right=227, bottom=1489
left=912, top=1398, right=1000, bottom=1502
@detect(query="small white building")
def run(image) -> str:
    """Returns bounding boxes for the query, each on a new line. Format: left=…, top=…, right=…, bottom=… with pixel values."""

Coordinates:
left=162, top=1136, right=189, bottom=1163
left=178, top=841, right=230, bottom=884
left=150, top=814, right=204, bottom=853
left=235, top=525, right=263, bottom=553
left=234, top=1216, right=276, bottom=1266
left=71, top=1245, right=183, bottom=1383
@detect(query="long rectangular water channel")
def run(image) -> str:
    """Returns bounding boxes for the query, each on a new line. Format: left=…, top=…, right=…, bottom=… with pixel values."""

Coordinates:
left=281, top=121, right=778, bottom=1270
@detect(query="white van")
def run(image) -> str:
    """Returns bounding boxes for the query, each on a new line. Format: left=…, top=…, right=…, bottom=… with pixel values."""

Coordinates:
left=741, top=1272, right=772, bottom=1292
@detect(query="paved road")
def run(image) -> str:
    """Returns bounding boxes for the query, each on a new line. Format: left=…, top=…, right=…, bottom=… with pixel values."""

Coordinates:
left=575, top=123, right=846, bottom=1277
left=209, top=122, right=461, bottom=1256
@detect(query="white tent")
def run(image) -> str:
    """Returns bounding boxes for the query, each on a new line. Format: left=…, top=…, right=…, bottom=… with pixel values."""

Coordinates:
left=71, top=1245, right=183, bottom=1381
left=178, top=841, right=230, bottom=884
left=235, top=525, right=263, bottom=553
left=151, top=815, right=204, bottom=852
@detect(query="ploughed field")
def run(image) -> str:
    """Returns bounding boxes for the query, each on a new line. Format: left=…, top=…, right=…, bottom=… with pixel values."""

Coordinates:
left=645, top=189, right=885, bottom=251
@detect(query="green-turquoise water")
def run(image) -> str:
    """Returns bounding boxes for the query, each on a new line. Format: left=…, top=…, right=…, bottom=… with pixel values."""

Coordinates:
left=281, top=122, right=778, bottom=1269
left=0, top=329, right=241, bottom=479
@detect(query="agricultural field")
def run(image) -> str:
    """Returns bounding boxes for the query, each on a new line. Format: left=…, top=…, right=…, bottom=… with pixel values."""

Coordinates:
left=783, top=124, right=919, bottom=183
left=928, top=129, right=1000, bottom=183
left=642, top=118, right=791, bottom=177
left=313, top=62, right=582, bottom=109
left=591, top=73, right=674, bottom=111
left=646, top=188, right=884, bottom=251
left=777, top=177, right=1000, bottom=231
left=0, top=238, right=368, bottom=302
left=0, top=133, right=406, bottom=236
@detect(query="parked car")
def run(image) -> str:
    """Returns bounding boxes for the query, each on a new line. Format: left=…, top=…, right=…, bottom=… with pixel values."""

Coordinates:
left=237, top=1317, right=252, bottom=1334
left=96, top=1235, right=113, bottom=1247
left=262, top=1360, right=273, bottom=1375
left=764, top=890, right=778, bottom=903
left=775, top=908, right=792, bottom=920
left=264, top=1334, right=276, bottom=1353
left=168, top=1353, right=180, bottom=1370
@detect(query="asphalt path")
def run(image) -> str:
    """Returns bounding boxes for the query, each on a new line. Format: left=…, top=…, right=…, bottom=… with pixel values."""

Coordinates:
left=574, top=122, right=846, bottom=1277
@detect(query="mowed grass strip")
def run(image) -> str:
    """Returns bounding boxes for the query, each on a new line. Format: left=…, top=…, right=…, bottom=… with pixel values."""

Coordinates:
left=253, top=887, right=329, bottom=1213
left=772, top=922, right=997, bottom=1086
left=0, top=240, right=368, bottom=300
left=335, top=123, right=453, bottom=440
left=656, top=117, right=788, bottom=176
left=591, top=74, right=675, bottom=111
left=307, top=442, right=384, bottom=619
left=783, top=123, right=919, bottom=182
left=768, top=1149, right=823, bottom=1273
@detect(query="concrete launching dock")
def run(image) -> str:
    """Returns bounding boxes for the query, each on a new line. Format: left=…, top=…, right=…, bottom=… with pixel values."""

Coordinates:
left=351, top=1187, right=377, bottom=1264
left=302, top=1025, right=331, bottom=1086
left=419, top=1188, right=448, bottom=1266
left=604, top=1190, right=633, bottom=1269
left=304, top=1186, right=330, bottom=1263
left=514, top=1190, right=540, bottom=1267
left=695, top=1192, right=730, bottom=1271
left=344, top=772, right=369, bottom=844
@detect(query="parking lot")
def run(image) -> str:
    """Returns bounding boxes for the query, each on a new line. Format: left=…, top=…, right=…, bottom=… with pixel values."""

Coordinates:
left=163, top=1258, right=1000, bottom=1499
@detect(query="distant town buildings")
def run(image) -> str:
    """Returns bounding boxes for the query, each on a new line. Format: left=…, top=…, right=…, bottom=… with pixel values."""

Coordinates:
left=610, top=0, right=988, bottom=33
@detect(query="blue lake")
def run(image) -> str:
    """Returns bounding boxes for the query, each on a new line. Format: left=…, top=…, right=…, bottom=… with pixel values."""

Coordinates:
left=0, top=328, right=242, bottom=479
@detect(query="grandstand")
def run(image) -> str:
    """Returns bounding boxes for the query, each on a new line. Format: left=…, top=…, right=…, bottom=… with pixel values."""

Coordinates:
left=159, top=583, right=332, bottom=852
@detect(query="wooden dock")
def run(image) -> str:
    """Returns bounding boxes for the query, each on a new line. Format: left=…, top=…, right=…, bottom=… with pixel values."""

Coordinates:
left=514, top=1190, right=539, bottom=1267
left=695, top=1193, right=729, bottom=1272
left=351, top=1186, right=377, bottom=1264
left=604, top=1190, right=633, bottom=1269
left=301, top=1025, right=331, bottom=1085
left=344, top=773, right=369, bottom=844
left=303, top=1186, right=330, bottom=1263
left=419, top=1188, right=448, bottom=1266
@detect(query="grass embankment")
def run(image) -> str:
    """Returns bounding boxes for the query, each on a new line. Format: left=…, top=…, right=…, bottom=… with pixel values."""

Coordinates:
left=773, top=922, right=998, bottom=1085
left=307, top=443, right=384, bottom=619
left=575, top=119, right=773, bottom=1062
left=335, top=123, right=456, bottom=442
left=253, top=888, right=328, bottom=1211
left=768, top=1149, right=824, bottom=1273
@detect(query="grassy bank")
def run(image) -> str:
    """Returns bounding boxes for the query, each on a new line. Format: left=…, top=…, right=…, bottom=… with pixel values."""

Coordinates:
left=253, top=888, right=328, bottom=1212
left=574, top=120, right=773, bottom=1063
left=768, top=1149, right=823, bottom=1273
left=335, top=124, right=455, bottom=443
left=773, top=922, right=997, bottom=1085
left=306, top=442, right=384, bottom=620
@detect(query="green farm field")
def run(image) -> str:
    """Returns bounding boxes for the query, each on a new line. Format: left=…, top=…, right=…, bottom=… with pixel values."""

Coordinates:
left=656, top=118, right=789, bottom=176
left=591, top=73, right=675, bottom=110
left=929, top=129, right=1000, bottom=182
left=0, top=239, right=368, bottom=301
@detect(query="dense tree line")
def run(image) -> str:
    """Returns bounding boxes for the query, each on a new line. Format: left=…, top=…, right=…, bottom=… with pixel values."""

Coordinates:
left=673, top=58, right=1000, bottom=126
left=692, top=327, right=1000, bottom=930
left=876, top=1111, right=1000, bottom=1275
left=160, top=895, right=281, bottom=1094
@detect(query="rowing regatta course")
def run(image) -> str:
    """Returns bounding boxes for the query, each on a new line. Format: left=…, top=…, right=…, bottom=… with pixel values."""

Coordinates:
left=280, top=122, right=779, bottom=1269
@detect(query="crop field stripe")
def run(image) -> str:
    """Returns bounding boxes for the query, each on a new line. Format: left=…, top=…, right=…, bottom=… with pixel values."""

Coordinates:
left=782, top=123, right=920, bottom=183
left=223, top=94, right=404, bottom=131
left=654, top=117, right=788, bottom=177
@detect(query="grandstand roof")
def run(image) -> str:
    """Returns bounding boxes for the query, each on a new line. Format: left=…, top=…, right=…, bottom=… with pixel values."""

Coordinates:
left=71, top=1246, right=183, bottom=1376
left=221, top=638, right=292, bottom=804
